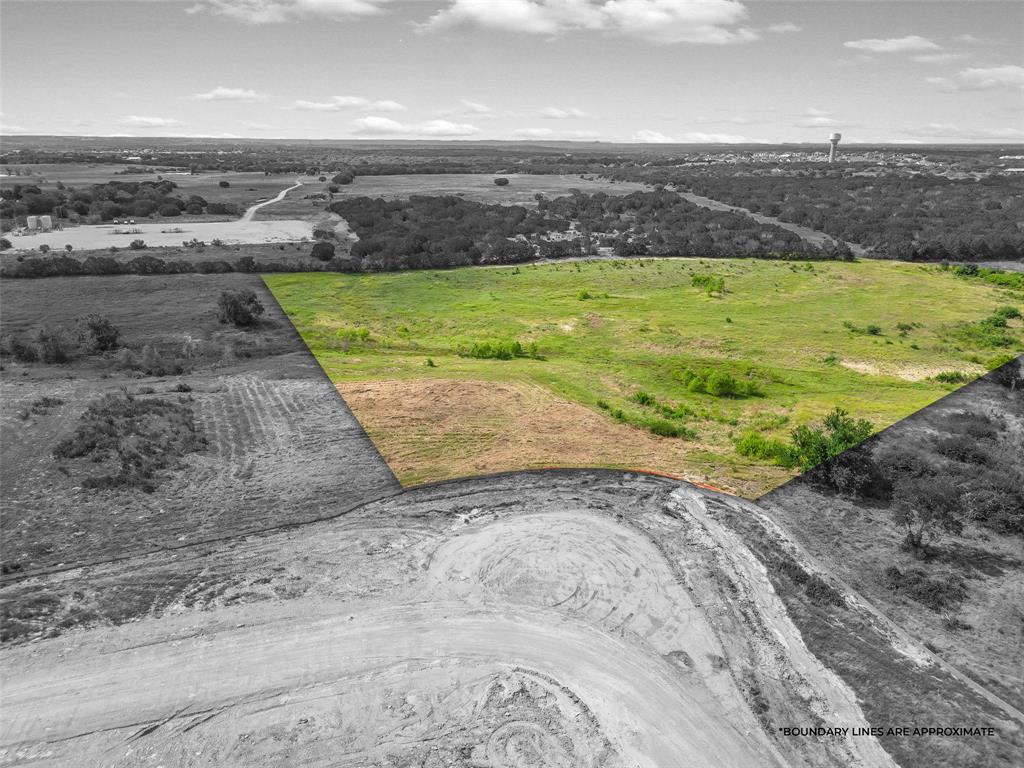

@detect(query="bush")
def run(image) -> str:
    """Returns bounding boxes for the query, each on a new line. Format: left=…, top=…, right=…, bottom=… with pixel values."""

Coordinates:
left=464, top=340, right=539, bottom=360
left=129, top=239, right=147, bottom=250
left=883, top=567, right=967, bottom=612
left=79, top=314, right=120, bottom=352
left=734, top=431, right=796, bottom=468
left=789, top=408, right=873, bottom=471
left=691, top=274, right=725, bottom=295
left=53, top=392, right=206, bottom=492
left=33, top=325, right=77, bottom=364
left=680, top=367, right=762, bottom=398
left=219, top=180, right=230, bottom=188
left=0, top=237, right=12, bottom=250
left=494, top=178, right=510, bottom=186
left=217, top=289, right=265, bottom=328
left=311, top=241, right=336, bottom=261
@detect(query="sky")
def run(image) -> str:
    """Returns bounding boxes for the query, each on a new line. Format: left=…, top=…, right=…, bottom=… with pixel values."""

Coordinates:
left=1, top=0, right=1022, bottom=143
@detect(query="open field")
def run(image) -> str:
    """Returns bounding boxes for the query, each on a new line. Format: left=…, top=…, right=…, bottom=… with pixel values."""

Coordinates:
left=0, top=274, right=397, bottom=576
left=325, top=172, right=649, bottom=206
left=0, top=472, right=898, bottom=768
left=6, top=217, right=315, bottom=251
left=266, top=258, right=1023, bottom=495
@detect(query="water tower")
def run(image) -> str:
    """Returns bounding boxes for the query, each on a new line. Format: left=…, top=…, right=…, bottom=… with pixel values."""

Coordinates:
left=828, top=132, right=842, bottom=163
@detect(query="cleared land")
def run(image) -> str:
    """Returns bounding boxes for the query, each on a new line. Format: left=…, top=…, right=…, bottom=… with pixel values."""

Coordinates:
left=267, top=258, right=1023, bottom=495
left=760, top=363, right=1024, bottom=719
left=1, top=472, right=897, bottom=768
left=0, top=274, right=397, bottom=577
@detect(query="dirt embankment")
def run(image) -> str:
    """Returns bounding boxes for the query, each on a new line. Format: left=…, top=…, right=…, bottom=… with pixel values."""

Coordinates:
left=0, top=472, right=893, bottom=768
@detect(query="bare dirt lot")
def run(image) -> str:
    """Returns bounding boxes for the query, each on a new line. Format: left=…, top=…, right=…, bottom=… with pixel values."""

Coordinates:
left=0, top=274, right=397, bottom=577
left=0, top=472, right=896, bottom=768
left=339, top=377, right=790, bottom=494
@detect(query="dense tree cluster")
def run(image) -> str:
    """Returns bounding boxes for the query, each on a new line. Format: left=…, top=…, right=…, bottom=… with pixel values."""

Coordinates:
left=0, top=179, right=240, bottom=228
left=333, top=195, right=568, bottom=269
left=332, top=191, right=838, bottom=271
left=674, top=174, right=1024, bottom=261
left=541, top=190, right=836, bottom=259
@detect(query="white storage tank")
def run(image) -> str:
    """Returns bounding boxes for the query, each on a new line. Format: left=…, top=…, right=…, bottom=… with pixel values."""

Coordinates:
left=25, top=215, right=39, bottom=230
left=39, top=215, right=53, bottom=230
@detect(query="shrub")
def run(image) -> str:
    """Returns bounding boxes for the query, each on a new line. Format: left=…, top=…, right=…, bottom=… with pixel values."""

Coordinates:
left=34, top=325, right=77, bottom=364
left=691, top=273, right=725, bottom=295
left=0, top=237, right=11, bottom=250
left=804, top=575, right=844, bottom=606
left=865, top=324, right=882, bottom=336
left=217, top=289, right=265, bottom=328
left=883, top=567, right=967, bottom=612
left=311, top=241, right=336, bottom=261
left=79, top=314, right=120, bottom=352
left=680, top=367, right=762, bottom=398
left=788, top=408, right=873, bottom=471
left=933, top=371, right=970, bottom=384
left=734, top=431, right=797, bottom=468
left=630, top=391, right=657, bottom=406
left=494, top=178, right=510, bottom=186
left=464, top=340, right=539, bottom=360
left=53, top=391, right=206, bottom=492
left=129, top=239, right=147, bottom=250
left=219, top=180, right=230, bottom=188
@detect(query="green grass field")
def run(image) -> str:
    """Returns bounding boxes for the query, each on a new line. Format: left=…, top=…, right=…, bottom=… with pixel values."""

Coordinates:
left=266, top=258, right=1022, bottom=492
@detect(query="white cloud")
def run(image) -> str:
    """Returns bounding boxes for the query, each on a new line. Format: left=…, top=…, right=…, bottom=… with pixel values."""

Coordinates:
left=632, top=129, right=675, bottom=143
left=514, top=127, right=555, bottom=137
left=794, top=107, right=841, bottom=129
left=195, top=86, right=268, bottom=101
left=541, top=106, right=589, bottom=119
left=1, top=123, right=29, bottom=134
left=460, top=99, right=492, bottom=114
left=927, top=65, right=1024, bottom=91
left=767, top=22, right=800, bottom=34
left=291, top=95, right=406, bottom=111
left=679, top=131, right=748, bottom=143
left=423, top=0, right=759, bottom=45
left=186, top=0, right=392, bottom=24
left=512, top=127, right=600, bottom=139
left=351, top=116, right=480, bottom=137
left=844, top=35, right=939, bottom=53
left=900, top=123, right=1024, bottom=141
left=242, top=121, right=274, bottom=130
left=911, top=52, right=969, bottom=64
left=118, top=115, right=186, bottom=128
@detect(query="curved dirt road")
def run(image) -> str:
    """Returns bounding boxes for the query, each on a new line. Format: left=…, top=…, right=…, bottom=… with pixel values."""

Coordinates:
left=240, top=177, right=304, bottom=222
left=0, top=472, right=895, bottom=767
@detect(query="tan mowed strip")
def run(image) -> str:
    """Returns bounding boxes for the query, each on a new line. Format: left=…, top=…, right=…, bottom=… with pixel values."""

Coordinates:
left=338, top=377, right=792, bottom=495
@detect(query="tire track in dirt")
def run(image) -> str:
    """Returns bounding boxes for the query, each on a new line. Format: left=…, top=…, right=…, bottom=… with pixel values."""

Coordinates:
left=1, top=472, right=896, bottom=767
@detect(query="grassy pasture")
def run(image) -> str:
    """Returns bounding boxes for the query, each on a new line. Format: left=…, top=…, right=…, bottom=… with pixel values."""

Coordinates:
left=266, top=258, right=1023, bottom=494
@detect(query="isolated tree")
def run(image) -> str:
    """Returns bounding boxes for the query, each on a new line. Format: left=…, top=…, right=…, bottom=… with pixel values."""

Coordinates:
left=219, top=181, right=230, bottom=188
left=217, top=289, right=264, bottom=328
left=310, top=241, right=336, bottom=261
left=892, top=475, right=963, bottom=557
left=494, top=177, right=510, bottom=186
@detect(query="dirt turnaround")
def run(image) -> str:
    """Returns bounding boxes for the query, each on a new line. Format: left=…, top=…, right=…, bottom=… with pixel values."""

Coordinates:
left=1, top=471, right=894, bottom=768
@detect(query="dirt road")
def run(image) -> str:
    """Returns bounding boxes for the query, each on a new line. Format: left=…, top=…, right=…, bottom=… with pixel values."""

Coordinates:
left=6, top=179, right=311, bottom=252
left=676, top=190, right=869, bottom=257
left=240, top=178, right=303, bottom=222
left=0, top=472, right=895, bottom=767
